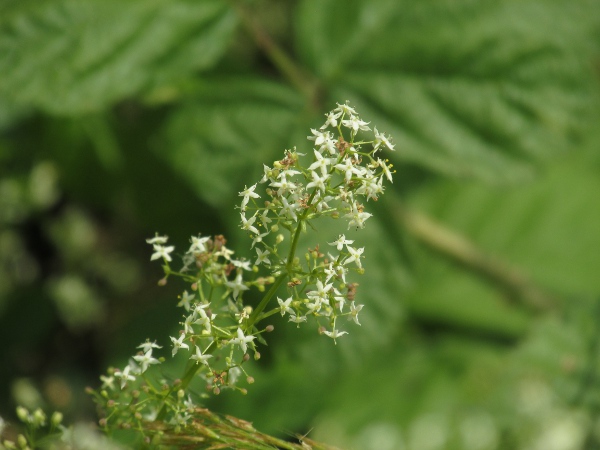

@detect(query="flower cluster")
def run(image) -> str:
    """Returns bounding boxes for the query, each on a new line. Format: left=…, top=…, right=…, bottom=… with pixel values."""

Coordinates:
left=238, top=102, right=395, bottom=339
left=90, top=103, right=395, bottom=436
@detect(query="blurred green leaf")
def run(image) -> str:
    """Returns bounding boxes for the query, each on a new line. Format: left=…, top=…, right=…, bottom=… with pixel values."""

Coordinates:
left=0, top=0, right=237, bottom=114
left=297, top=0, right=599, bottom=182
left=159, top=77, right=305, bottom=208
left=407, top=153, right=600, bottom=296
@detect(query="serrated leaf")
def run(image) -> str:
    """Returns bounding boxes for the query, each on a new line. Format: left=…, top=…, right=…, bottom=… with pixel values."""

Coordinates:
left=159, top=78, right=304, bottom=208
left=297, top=0, right=599, bottom=182
left=407, top=153, right=600, bottom=296
left=0, top=0, right=237, bottom=114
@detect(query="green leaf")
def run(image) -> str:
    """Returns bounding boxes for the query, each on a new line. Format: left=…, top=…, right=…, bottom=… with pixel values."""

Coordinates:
left=297, top=0, right=599, bottom=182
left=407, top=153, right=600, bottom=296
left=158, top=77, right=305, bottom=209
left=0, top=0, right=237, bottom=114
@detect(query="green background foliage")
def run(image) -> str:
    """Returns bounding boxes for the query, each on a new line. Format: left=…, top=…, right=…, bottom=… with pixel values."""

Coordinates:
left=1, top=0, right=599, bottom=448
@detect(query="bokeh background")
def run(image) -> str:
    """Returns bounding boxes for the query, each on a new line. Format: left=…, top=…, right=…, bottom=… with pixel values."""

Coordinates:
left=1, top=0, right=600, bottom=449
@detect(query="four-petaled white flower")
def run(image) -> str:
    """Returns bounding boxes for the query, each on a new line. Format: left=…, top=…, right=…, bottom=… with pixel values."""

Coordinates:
left=177, top=291, right=195, bottom=311
left=188, top=235, right=210, bottom=254
left=280, top=197, right=298, bottom=222
left=321, top=110, right=342, bottom=129
left=343, top=246, right=365, bottom=269
left=342, top=115, right=370, bottom=134
left=255, top=248, right=271, bottom=266
left=170, top=334, right=189, bottom=357
left=239, top=184, right=260, bottom=210
left=373, top=127, right=395, bottom=152
left=151, top=244, right=175, bottom=262
left=240, top=213, right=260, bottom=235
left=308, top=150, right=332, bottom=177
left=323, top=328, right=348, bottom=343
left=226, top=272, right=249, bottom=299
left=289, top=314, right=307, bottom=326
left=146, top=234, right=168, bottom=245
left=190, top=346, right=213, bottom=366
left=329, top=234, right=354, bottom=251
left=137, top=340, right=162, bottom=353
left=277, top=296, right=294, bottom=316
left=115, top=365, right=136, bottom=389
left=133, top=349, right=160, bottom=373
left=231, top=328, right=255, bottom=354
left=349, top=301, right=364, bottom=325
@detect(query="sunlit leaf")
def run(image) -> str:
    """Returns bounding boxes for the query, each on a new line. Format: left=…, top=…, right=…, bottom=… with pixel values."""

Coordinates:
left=0, top=0, right=237, bottom=114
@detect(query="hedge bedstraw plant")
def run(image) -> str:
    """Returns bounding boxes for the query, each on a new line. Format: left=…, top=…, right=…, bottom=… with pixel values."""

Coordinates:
left=3, top=102, right=395, bottom=449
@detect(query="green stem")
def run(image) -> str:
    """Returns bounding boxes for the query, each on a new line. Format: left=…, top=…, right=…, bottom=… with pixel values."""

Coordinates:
left=247, top=273, right=286, bottom=329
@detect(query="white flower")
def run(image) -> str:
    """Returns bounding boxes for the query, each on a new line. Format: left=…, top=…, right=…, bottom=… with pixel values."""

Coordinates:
left=277, top=296, right=294, bottom=316
left=306, top=171, right=328, bottom=193
left=349, top=301, right=364, bottom=325
left=170, top=334, right=189, bottom=357
left=194, top=307, right=214, bottom=334
left=133, top=349, right=160, bottom=373
left=308, top=150, right=332, bottom=177
left=188, top=235, right=210, bottom=254
left=231, top=258, right=252, bottom=271
left=251, top=231, right=269, bottom=249
left=307, top=128, right=329, bottom=147
left=259, top=164, right=273, bottom=183
left=343, top=246, right=365, bottom=269
left=335, top=157, right=365, bottom=183
left=239, top=184, right=260, bottom=210
left=255, top=248, right=271, bottom=266
left=270, top=175, right=297, bottom=196
left=240, top=213, right=260, bottom=235
left=137, top=340, right=163, bottom=353
left=226, top=272, right=249, bottom=299
left=231, top=328, right=255, bottom=354
left=329, top=234, right=354, bottom=251
left=345, top=205, right=372, bottom=229
left=190, top=346, right=213, bottom=365
left=321, top=110, right=342, bottom=129
left=335, top=102, right=357, bottom=116
left=377, top=158, right=394, bottom=183
left=114, top=365, right=136, bottom=389
left=307, top=279, right=333, bottom=303
left=289, top=314, right=307, bottom=325
left=342, top=115, right=370, bottom=134
left=280, top=197, right=298, bottom=222
left=373, top=127, right=395, bottom=152
left=146, top=234, right=168, bottom=245
left=177, top=291, right=195, bottom=311
left=151, top=244, right=175, bottom=262
left=323, top=328, right=348, bottom=342
left=100, top=374, right=115, bottom=390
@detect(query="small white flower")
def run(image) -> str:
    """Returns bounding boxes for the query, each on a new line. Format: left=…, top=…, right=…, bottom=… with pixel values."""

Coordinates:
left=251, top=231, right=269, bottom=249
left=177, top=290, right=195, bottom=311
left=151, top=244, right=175, bottom=262
left=308, top=150, right=332, bottom=177
left=335, top=102, right=358, bottom=116
left=188, top=235, right=210, bottom=254
left=329, top=234, right=354, bottom=251
left=344, top=205, right=372, bottom=229
left=343, top=246, right=365, bottom=269
left=277, top=296, right=294, bottom=316
left=226, top=272, right=249, bottom=299
left=255, top=248, right=271, bottom=266
left=377, top=158, right=394, bottom=183
left=170, top=334, right=189, bottom=357
left=137, top=340, right=163, bottom=353
left=373, top=127, right=395, bottom=152
left=342, top=115, right=370, bottom=134
left=240, top=213, right=260, bottom=235
left=321, top=110, right=342, bottom=129
left=323, top=328, right=348, bottom=343
left=239, top=184, right=260, bottom=210
left=280, top=197, right=298, bottom=222
left=114, top=365, right=136, bottom=389
left=100, top=374, right=115, bottom=390
left=270, top=175, right=297, bottom=196
left=133, top=349, right=160, bottom=373
left=306, top=171, right=328, bottom=193
left=231, top=328, right=255, bottom=354
left=289, top=314, right=307, bottom=326
left=307, top=128, right=329, bottom=147
left=190, top=346, right=213, bottom=366
left=349, top=301, right=364, bottom=325
left=231, top=258, right=252, bottom=271
left=146, top=234, right=168, bottom=245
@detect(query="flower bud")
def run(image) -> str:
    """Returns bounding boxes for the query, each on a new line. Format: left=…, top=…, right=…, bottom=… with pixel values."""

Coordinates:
left=265, top=325, right=274, bottom=332
left=158, top=277, right=167, bottom=286
left=32, top=408, right=46, bottom=427
left=99, top=418, right=108, bottom=427
left=178, top=389, right=185, bottom=399
left=254, top=352, right=261, bottom=360
left=276, top=234, right=284, bottom=244
left=247, top=376, right=255, bottom=384
left=271, top=224, right=279, bottom=232
left=51, top=411, right=63, bottom=427
left=17, top=434, right=28, bottom=449
left=16, top=407, right=29, bottom=423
